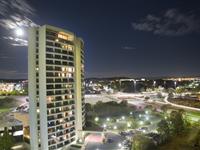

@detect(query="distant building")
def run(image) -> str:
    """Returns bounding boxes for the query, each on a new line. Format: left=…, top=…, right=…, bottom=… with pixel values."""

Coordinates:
left=28, top=25, right=85, bottom=150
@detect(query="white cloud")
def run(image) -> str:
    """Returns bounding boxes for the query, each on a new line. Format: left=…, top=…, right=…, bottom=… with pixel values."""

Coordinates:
left=132, top=9, right=200, bottom=36
left=0, top=0, right=38, bottom=46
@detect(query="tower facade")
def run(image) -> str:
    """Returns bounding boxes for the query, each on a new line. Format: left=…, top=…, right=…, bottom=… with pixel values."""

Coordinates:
left=28, top=25, right=85, bottom=150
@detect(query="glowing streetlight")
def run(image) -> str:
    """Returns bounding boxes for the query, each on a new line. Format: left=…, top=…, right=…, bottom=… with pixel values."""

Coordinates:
left=95, top=117, right=99, bottom=122
left=139, top=121, right=144, bottom=125
left=127, top=122, right=131, bottom=128
left=118, top=143, right=122, bottom=147
left=174, top=81, right=177, bottom=88
left=130, top=112, right=133, bottom=115
left=121, top=116, right=125, bottom=120
left=145, top=111, right=149, bottom=114
left=106, top=117, right=110, bottom=121
left=15, top=28, right=24, bottom=36
left=153, top=80, right=156, bottom=88
left=113, top=126, right=117, bottom=130
left=103, top=124, right=107, bottom=128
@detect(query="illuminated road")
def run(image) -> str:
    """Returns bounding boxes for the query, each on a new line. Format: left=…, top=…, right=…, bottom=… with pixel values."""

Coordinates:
left=164, top=96, right=200, bottom=112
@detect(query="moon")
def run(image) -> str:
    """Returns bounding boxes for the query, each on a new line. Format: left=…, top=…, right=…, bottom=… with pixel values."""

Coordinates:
left=15, top=28, right=24, bottom=36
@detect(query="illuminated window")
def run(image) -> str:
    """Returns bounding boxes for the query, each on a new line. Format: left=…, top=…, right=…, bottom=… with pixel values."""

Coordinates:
left=48, top=96, right=52, bottom=102
left=62, top=67, right=65, bottom=71
left=58, top=32, right=74, bottom=41
left=69, top=95, right=72, bottom=99
left=68, top=73, right=72, bottom=78
left=68, top=45, right=73, bottom=50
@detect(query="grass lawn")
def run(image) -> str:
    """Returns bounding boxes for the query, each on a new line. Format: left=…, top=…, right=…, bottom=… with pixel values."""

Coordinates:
left=0, top=107, right=10, bottom=113
left=158, top=128, right=199, bottom=150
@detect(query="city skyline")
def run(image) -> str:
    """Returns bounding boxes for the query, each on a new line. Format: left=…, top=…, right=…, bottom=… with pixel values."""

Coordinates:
left=0, top=0, right=200, bottom=79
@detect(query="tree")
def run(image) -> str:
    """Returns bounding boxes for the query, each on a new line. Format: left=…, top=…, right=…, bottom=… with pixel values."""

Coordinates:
left=169, top=111, right=184, bottom=135
left=132, top=134, right=156, bottom=150
left=145, top=105, right=153, bottom=113
left=0, top=127, right=14, bottom=150
left=194, top=130, right=200, bottom=148
left=157, top=119, right=170, bottom=141
left=160, top=105, right=169, bottom=114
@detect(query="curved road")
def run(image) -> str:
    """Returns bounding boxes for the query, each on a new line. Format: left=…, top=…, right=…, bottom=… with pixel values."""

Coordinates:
left=164, top=96, right=200, bottom=112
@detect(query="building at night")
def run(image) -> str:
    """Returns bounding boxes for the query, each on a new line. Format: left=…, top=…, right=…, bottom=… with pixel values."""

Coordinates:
left=28, top=25, right=85, bottom=150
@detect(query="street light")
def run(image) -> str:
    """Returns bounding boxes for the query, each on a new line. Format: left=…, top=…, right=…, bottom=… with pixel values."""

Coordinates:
left=113, top=126, right=117, bottom=130
left=103, top=124, right=107, bottom=128
left=95, top=117, right=99, bottom=122
left=139, top=121, right=144, bottom=125
left=118, top=143, right=122, bottom=147
left=122, top=116, right=125, bottom=120
left=130, top=112, right=133, bottom=115
left=106, top=117, right=110, bottom=121
left=174, top=81, right=177, bottom=88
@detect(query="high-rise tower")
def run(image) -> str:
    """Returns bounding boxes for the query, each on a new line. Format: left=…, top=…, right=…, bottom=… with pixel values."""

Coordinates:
left=28, top=25, right=85, bottom=150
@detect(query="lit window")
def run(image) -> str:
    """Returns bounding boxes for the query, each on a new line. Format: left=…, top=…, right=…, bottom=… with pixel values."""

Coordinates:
left=48, top=96, right=52, bottom=102
left=68, top=45, right=73, bottom=50
left=69, top=95, right=72, bottom=99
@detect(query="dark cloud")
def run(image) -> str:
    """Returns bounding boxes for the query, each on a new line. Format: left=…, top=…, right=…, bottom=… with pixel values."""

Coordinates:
left=0, top=69, right=27, bottom=79
left=0, top=0, right=38, bottom=46
left=122, top=46, right=136, bottom=50
left=132, top=9, right=200, bottom=36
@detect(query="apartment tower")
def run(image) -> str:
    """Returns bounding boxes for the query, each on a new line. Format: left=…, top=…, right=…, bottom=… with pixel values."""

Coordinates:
left=28, top=25, right=85, bottom=150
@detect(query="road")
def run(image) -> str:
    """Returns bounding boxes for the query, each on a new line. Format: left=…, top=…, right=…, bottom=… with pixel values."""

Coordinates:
left=85, top=132, right=125, bottom=150
left=164, top=96, right=200, bottom=112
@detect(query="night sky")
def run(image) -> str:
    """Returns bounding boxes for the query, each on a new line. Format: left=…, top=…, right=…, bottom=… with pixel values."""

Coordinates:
left=0, top=0, right=200, bottom=79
